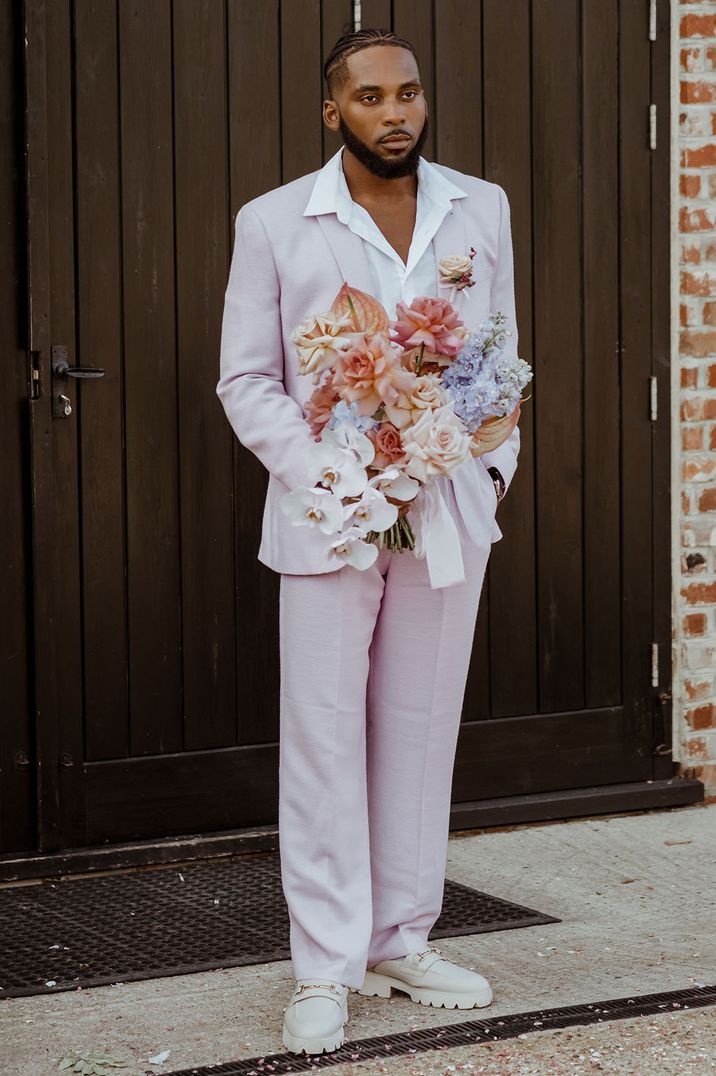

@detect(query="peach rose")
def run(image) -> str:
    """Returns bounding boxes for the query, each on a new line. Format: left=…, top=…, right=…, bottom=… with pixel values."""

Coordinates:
left=367, top=422, right=407, bottom=469
left=305, top=379, right=340, bottom=438
left=293, top=311, right=355, bottom=381
left=401, top=403, right=471, bottom=482
left=383, top=373, right=450, bottom=430
left=332, top=333, right=416, bottom=416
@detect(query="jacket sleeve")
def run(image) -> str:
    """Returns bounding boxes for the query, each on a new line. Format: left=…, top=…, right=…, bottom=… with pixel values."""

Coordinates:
left=216, top=204, right=317, bottom=491
left=478, top=182, right=521, bottom=495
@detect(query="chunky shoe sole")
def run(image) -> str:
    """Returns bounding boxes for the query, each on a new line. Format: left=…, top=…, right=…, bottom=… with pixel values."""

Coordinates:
left=281, top=998, right=349, bottom=1055
left=281, top=1024, right=346, bottom=1055
left=354, top=969, right=493, bottom=1009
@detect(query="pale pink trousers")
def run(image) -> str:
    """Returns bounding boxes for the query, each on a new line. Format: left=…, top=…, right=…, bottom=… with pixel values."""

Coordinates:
left=278, top=488, right=491, bottom=989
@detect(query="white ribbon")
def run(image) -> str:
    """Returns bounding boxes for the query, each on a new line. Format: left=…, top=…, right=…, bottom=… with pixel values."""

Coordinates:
left=409, top=481, right=465, bottom=589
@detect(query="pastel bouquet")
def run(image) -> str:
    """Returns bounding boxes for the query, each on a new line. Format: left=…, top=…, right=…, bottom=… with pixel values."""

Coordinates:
left=280, top=283, right=532, bottom=585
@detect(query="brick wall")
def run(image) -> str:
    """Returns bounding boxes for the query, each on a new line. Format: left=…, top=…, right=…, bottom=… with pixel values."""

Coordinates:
left=676, top=0, right=716, bottom=792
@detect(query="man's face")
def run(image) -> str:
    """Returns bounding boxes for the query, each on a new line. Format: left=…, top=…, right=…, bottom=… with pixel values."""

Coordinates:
left=324, top=45, right=429, bottom=179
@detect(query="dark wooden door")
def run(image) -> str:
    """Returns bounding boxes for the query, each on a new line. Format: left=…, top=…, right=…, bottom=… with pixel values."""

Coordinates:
left=20, top=0, right=673, bottom=855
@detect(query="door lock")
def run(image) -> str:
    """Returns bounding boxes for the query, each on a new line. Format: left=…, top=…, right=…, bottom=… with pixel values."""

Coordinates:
left=51, top=344, right=105, bottom=418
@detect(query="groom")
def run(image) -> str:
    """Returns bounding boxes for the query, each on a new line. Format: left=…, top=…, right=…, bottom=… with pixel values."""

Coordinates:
left=217, top=27, right=521, bottom=1056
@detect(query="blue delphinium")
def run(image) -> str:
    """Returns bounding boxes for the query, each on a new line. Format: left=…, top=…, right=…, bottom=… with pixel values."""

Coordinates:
left=442, top=312, right=533, bottom=432
left=327, top=399, right=379, bottom=434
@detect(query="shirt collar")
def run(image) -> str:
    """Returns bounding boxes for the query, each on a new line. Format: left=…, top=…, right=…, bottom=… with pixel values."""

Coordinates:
left=302, top=147, right=468, bottom=219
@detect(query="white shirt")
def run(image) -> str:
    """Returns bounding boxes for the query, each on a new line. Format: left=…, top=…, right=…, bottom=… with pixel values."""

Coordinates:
left=303, top=148, right=468, bottom=316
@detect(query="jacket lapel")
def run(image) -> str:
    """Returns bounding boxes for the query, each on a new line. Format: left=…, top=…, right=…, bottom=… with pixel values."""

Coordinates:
left=431, top=199, right=469, bottom=309
left=315, top=214, right=376, bottom=296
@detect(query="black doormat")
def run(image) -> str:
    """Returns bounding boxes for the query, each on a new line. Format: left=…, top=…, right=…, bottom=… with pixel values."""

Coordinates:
left=0, top=852, right=559, bottom=999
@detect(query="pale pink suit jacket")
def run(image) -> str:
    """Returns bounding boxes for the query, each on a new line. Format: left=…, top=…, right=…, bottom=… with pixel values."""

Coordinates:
left=216, top=162, right=521, bottom=576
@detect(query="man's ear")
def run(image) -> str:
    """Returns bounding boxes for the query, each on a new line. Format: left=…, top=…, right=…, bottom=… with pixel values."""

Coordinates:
left=323, top=99, right=340, bottom=134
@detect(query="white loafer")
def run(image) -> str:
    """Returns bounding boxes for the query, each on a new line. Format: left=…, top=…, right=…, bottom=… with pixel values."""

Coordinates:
left=354, top=944, right=493, bottom=1009
left=282, top=979, right=349, bottom=1055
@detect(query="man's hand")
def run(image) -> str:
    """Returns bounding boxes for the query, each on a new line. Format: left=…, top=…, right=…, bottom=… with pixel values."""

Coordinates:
left=470, top=399, right=522, bottom=457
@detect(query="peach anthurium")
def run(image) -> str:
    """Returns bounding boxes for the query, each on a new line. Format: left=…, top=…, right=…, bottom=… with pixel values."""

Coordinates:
left=330, top=282, right=390, bottom=334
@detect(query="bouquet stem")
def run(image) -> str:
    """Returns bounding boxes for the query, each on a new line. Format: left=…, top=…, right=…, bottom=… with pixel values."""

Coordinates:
left=366, top=515, right=416, bottom=553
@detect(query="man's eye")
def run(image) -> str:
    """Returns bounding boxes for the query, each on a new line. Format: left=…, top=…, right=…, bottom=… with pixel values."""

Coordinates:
left=361, top=95, right=379, bottom=104
left=403, top=91, right=417, bottom=99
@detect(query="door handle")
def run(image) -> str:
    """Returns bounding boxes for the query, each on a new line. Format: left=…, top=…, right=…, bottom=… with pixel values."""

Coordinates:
left=51, top=344, right=105, bottom=418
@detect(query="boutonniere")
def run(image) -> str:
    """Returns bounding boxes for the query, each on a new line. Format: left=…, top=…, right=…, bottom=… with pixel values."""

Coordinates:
left=438, top=248, right=478, bottom=303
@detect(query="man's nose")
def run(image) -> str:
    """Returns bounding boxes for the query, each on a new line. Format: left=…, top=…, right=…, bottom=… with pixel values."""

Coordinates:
left=381, top=99, right=408, bottom=127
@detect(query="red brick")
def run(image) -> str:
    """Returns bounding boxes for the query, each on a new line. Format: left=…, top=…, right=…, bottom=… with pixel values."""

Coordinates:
left=708, top=47, right=716, bottom=70
left=685, top=704, right=716, bottom=731
left=685, top=142, right=716, bottom=166
left=681, top=14, right=716, bottom=38
left=679, top=204, right=716, bottom=232
left=697, top=486, right=716, bottom=511
left=681, top=46, right=702, bottom=72
left=683, top=614, right=708, bottom=638
left=681, top=173, right=702, bottom=198
left=682, top=489, right=692, bottom=514
left=682, top=82, right=716, bottom=106
left=680, top=331, right=716, bottom=357
left=680, top=396, right=716, bottom=421
left=683, top=425, right=704, bottom=451
left=683, top=736, right=708, bottom=759
left=682, top=240, right=701, bottom=265
left=681, top=364, right=699, bottom=388
left=707, top=362, right=716, bottom=384
left=680, top=269, right=716, bottom=296
left=705, top=303, right=716, bottom=326
left=682, top=580, right=716, bottom=605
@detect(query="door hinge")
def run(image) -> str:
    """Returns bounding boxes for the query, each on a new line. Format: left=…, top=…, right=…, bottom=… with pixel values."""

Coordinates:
left=649, top=103, right=657, bottom=150
left=651, top=642, right=659, bottom=688
left=29, top=350, right=41, bottom=400
left=649, top=375, right=657, bottom=421
left=649, top=0, right=657, bottom=41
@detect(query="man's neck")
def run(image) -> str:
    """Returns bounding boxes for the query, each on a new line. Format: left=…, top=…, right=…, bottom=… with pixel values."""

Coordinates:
left=341, top=147, right=419, bottom=206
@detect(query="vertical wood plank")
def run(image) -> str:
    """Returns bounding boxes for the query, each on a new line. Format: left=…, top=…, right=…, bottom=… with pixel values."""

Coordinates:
left=582, top=0, right=621, bottom=708
left=531, top=0, right=584, bottom=712
left=434, top=0, right=481, bottom=176
left=619, top=0, right=655, bottom=758
left=173, top=0, right=236, bottom=748
left=392, top=0, right=435, bottom=159
left=2, top=0, right=35, bottom=851
left=480, top=0, right=537, bottom=720
left=227, top=0, right=283, bottom=743
left=74, top=0, right=131, bottom=766
left=651, top=0, right=674, bottom=774
left=281, top=0, right=323, bottom=182
left=360, top=0, right=392, bottom=29
left=321, top=0, right=353, bottom=162
left=118, top=0, right=183, bottom=754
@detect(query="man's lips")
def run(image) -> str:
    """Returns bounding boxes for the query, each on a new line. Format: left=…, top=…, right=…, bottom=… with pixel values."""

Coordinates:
left=380, top=134, right=412, bottom=149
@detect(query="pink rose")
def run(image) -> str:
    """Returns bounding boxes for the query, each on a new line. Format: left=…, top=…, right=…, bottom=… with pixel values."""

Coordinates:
left=367, top=422, right=407, bottom=469
left=333, top=333, right=416, bottom=416
left=401, top=404, right=471, bottom=482
left=391, top=297, right=465, bottom=358
left=305, top=378, right=340, bottom=438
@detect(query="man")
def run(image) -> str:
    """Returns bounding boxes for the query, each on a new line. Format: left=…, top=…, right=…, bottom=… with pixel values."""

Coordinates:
left=216, top=27, right=522, bottom=1057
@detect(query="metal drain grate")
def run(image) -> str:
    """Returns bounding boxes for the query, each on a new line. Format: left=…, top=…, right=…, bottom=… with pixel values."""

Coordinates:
left=166, top=983, right=716, bottom=1075
left=0, top=853, right=558, bottom=998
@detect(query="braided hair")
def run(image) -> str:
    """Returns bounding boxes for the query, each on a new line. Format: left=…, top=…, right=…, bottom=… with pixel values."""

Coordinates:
left=324, top=27, right=419, bottom=95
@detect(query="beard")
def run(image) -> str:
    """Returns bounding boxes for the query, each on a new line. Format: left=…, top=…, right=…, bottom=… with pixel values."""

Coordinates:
left=338, top=112, right=429, bottom=179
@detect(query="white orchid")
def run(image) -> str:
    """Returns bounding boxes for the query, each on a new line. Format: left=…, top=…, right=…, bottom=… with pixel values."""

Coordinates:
left=368, top=467, right=420, bottom=503
left=327, top=527, right=379, bottom=570
left=343, top=486, right=398, bottom=534
left=305, top=442, right=368, bottom=498
left=320, top=425, right=375, bottom=467
left=280, top=486, right=344, bottom=534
